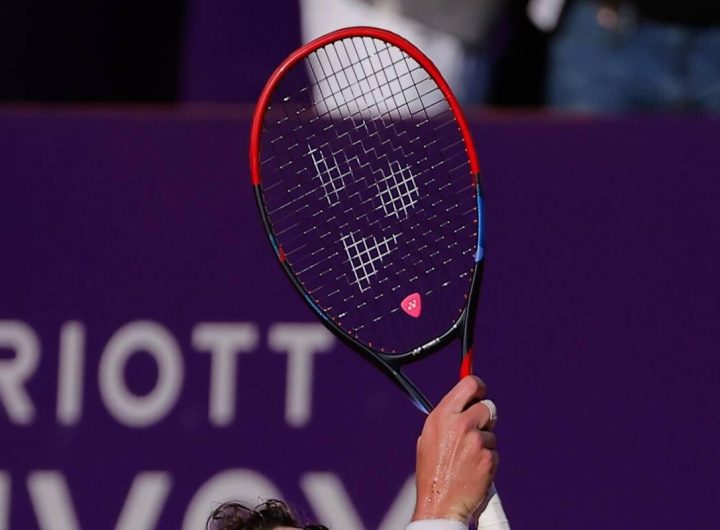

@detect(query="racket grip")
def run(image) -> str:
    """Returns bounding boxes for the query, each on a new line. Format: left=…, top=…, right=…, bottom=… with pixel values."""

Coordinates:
left=477, top=483, right=511, bottom=529
left=460, top=349, right=506, bottom=527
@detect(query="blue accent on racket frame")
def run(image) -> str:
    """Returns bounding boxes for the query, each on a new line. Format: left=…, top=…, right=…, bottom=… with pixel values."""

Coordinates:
left=475, top=191, right=485, bottom=262
left=272, top=232, right=328, bottom=322
left=304, top=293, right=328, bottom=321
left=268, top=234, right=279, bottom=255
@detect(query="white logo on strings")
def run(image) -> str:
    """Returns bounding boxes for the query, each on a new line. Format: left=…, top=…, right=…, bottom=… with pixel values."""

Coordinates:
left=306, top=148, right=420, bottom=293
left=376, top=160, right=419, bottom=219
left=308, top=146, right=356, bottom=206
left=341, top=232, right=398, bottom=292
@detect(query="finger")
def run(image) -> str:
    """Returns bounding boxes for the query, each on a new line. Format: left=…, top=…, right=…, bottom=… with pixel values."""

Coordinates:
left=461, top=399, right=492, bottom=430
left=480, top=430, right=497, bottom=450
left=481, top=399, right=497, bottom=430
left=437, top=375, right=487, bottom=414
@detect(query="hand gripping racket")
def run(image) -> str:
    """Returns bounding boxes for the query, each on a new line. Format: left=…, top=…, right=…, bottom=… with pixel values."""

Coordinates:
left=250, top=27, right=509, bottom=528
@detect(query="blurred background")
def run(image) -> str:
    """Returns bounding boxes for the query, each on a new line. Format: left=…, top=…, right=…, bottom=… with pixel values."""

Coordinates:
left=4, top=0, right=720, bottom=110
left=1, top=1, right=719, bottom=529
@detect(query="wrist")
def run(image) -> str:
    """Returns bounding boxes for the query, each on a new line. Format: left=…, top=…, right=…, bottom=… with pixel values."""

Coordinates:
left=412, top=502, right=469, bottom=525
left=407, top=519, right=469, bottom=530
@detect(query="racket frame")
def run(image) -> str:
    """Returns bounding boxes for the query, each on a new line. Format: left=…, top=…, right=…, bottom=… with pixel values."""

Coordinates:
left=250, top=26, right=485, bottom=413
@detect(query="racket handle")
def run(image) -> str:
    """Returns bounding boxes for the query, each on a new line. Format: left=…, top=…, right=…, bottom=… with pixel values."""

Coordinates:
left=460, top=349, right=507, bottom=527
left=460, top=347, right=473, bottom=379
left=477, top=483, right=511, bottom=529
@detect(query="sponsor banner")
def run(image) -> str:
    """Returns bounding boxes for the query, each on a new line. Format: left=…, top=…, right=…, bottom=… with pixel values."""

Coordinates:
left=1, top=110, right=718, bottom=530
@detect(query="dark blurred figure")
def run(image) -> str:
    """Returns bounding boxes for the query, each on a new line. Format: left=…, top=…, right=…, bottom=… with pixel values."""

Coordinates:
left=300, top=0, right=510, bottom=105
left=0, top=1, right=185, bottom=101
left=538, top=0, right=720, bottom=112
left=488, top=0, right=550, bottom=108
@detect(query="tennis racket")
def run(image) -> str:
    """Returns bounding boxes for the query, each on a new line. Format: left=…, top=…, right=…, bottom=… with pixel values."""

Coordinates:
left=250, top=27, right=508, bottom=528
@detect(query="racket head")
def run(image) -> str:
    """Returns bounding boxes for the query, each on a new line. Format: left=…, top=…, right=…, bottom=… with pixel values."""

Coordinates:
left=250, top=27, right=484, bottom=364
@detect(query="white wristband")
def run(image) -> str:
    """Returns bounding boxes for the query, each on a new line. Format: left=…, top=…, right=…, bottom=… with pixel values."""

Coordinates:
left=406, top=520, right=468, bottom=530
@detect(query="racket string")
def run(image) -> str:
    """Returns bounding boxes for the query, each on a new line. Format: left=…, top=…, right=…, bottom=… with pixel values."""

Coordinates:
left=264, top=146, right=472, bottom=326
left=259, top=36, right=477, bottom=352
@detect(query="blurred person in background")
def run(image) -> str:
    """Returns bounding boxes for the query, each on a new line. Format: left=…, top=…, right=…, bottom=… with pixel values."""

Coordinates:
left=528, top=0, right=720, bottom=112
left=299, top=0, right=509, bottom=105
left=0, top=1, right=184, bottom=101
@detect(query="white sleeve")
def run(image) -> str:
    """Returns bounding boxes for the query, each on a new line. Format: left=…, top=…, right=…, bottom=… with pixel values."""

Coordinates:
left=405, top=520, right=468, bottom=530
left=476, top=484, right=511, bottom=529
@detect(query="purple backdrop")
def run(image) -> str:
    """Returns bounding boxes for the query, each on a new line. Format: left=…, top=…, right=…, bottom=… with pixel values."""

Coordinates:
left=1, top=107, right=718, bottom=530
left=182, top=1, right=303, bottom=102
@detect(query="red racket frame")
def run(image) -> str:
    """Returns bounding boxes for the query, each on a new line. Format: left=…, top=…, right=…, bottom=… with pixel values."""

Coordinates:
left=250, top=26, right=484, bottom=413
